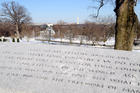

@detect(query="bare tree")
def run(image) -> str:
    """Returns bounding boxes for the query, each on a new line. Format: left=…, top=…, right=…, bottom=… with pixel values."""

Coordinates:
left=1, top=1, right=31, bottom=40
left=20, top=24, right=34, bottom=38
left=93, top=0, right=139, bottom=51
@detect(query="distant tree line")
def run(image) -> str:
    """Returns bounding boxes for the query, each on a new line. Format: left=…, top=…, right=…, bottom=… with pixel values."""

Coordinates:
left=53, top=22, right=115, bottom=45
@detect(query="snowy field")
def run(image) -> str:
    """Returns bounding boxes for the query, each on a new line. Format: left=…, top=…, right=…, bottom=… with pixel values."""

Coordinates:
left=21, top=37, right=140, bottom=53
left=0, top=37, right=140, bottom=52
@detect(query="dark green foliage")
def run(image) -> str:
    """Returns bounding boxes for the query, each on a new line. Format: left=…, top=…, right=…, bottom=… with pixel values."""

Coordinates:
left=3, top=38, right=7, bottom=42
left=12, top=38, right=15, bottom=42
left=17, top=38, right=20, bottom=42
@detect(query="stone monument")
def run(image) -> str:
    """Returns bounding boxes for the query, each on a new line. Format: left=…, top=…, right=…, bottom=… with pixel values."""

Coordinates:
left=0, top=43, right=140, bottom=93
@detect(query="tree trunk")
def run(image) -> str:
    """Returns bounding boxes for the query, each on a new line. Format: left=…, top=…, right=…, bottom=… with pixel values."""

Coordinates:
left=15, top=23, right=20, bottom=39
left=114, top=0, right=138, bottom=51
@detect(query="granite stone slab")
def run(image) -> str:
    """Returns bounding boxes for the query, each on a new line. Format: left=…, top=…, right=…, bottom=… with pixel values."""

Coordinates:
left=0, top=43, right=140, bottom=93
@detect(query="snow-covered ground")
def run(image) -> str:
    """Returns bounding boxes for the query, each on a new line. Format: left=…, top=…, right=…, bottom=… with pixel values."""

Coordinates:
left=1, top=37, right=140, bottom=52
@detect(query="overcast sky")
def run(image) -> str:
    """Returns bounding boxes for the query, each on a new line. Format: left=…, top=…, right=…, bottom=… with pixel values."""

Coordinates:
left=0, top=0, right=140, bottom=24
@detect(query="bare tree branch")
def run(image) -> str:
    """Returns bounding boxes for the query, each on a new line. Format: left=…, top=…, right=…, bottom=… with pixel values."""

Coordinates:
left=95, top=0, right=104, bottom=18
left=1, top=1, right=32, bottom=38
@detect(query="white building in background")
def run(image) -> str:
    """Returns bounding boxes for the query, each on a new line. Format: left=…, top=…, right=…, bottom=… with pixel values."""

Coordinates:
left=35, top=23, right=55, bottom=40
left=47, top=24, right=53, bottom=27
